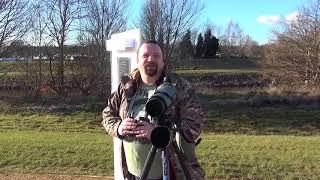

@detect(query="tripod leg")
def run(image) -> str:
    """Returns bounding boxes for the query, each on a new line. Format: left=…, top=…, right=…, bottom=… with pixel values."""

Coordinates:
left=171, top=142, right=192, bottom=180
left=162, top=148, right=169, bottom=180
left=140, top=145, right=157, bottom=180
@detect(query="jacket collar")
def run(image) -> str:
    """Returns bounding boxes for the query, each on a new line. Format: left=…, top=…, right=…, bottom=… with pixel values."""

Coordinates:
left=121, top=69, right=165, bottom=97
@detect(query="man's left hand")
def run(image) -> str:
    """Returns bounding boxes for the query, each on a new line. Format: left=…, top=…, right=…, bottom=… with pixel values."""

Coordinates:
left=133, top=121, right=155, bottom=139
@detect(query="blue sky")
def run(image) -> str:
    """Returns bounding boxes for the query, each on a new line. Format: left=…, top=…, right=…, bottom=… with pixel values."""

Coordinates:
left=127, top=0, right=310, bottom=44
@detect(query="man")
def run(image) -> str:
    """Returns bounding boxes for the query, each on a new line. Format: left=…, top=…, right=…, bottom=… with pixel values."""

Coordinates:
left=102, top=40, right=205, bottom=180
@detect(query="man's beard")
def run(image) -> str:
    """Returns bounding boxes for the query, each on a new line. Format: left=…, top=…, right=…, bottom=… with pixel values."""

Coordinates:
left=144, top=62, right=158, bottom=77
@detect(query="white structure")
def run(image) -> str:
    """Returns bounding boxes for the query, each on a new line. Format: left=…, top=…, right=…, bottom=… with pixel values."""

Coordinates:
left=106, top=29, right=141, bottom=179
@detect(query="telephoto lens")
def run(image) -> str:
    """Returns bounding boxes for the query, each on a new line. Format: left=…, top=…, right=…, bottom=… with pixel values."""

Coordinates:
left=145, top=77, right=177, bottom=118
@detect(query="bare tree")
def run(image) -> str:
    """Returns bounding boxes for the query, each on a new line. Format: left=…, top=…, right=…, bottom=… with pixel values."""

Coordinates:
left=44, top=0, right=80, bottom=95
left=83, top=0, right=127, bottom=76
left=239, top=35, right=261, bottom=59
left=265, top=0, right=320, bottom=89
left=84, top=0, right=127, bottom=60
left=21, top=0, right=52, bottom=97
left=61, top=0, right=128, bottom=96
left=0, top=0, right=31, bottom=95
left=220, top=21, right=246, bottom=58
left=0, top=0, right=31, bottom=55
left=137, top=0, right=204, bottom=64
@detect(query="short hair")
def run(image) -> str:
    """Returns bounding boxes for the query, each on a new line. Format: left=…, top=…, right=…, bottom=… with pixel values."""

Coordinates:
left=137, top=40, right=164, bottom=55
left=139, top=39, right=161, bottom=48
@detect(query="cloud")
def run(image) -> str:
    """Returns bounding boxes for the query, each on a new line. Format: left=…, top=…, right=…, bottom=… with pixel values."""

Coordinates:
left=285, top=11, right=299, bottom=22
left=257, top=15, right=281, bottom=25
left=257, top=11, right=299, bottom=25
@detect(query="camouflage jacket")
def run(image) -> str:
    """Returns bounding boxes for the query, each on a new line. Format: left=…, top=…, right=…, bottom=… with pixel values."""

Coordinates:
left=102, top=69, right=205, bottom=180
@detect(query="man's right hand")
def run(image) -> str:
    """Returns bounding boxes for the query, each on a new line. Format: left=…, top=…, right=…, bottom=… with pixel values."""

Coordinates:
left=118, top=118, right=138, bottom=136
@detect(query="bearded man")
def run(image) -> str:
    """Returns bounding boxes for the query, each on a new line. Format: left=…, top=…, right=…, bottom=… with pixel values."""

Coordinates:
left=102, top=40, right=205, bottom=180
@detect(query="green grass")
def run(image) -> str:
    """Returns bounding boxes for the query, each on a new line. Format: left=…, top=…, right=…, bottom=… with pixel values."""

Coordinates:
left=198, top=134, right=320, bottom=179
left=0, top=131, right=319, bottom=179
left=175, top=69, right=262, bottom=76
left=0, top=131, right=113, bottom=176
left=0, top=111, right=102, bottom=133
left=198, top=88, right=257, bottom=100
left=171, top=58, right=260, bottom=70
left=204, top=107, right=320, bottom=135
left=0, top=88, right=319, bottom=178
left=0, top=72, right=23, bottom=77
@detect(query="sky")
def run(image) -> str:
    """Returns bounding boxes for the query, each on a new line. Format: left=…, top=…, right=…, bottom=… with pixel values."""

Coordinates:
left=127, top=0, right=310, bottom=45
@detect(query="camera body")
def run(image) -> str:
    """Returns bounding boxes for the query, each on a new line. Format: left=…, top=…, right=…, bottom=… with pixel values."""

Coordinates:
left=145, top=77, right=177, bottom=148
left=145, top=77, right=177, bottom=119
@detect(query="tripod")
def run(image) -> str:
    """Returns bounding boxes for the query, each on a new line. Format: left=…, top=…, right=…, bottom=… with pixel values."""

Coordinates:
left=140, top=77, right=192, bottom=180
left=139, top=119, right=192, bottom=180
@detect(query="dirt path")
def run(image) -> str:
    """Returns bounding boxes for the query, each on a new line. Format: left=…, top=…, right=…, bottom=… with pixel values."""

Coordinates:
left=0, top=173, right=113, bottom=180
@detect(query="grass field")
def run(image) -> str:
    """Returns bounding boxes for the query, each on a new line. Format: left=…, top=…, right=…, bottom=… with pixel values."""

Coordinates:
left=199, top=134, right=320, bottom=179
left=0, top=61, right=319, bottom=178
left=0, top=131, right=113, bottom=176
left=0, top=96, right=319, bottom=179
left=1, top=131, right=319, bottom=179
left=175, top=69, right=262, bottom=76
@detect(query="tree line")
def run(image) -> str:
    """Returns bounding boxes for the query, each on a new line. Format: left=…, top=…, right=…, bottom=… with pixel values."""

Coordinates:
left=1, top=0, right=129, bottom=96
left=0, top=0, right=319, bottom=96
left=177, top=22, right=263, bottom=60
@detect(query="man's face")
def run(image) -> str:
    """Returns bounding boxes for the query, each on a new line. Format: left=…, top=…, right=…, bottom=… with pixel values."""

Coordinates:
left=137, top=43, right=164, bottom=77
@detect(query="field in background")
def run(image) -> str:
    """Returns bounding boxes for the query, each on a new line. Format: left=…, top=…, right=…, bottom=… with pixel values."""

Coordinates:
left=0, top=59, right=319, bottom=178
left=0, top=106, right=319, bottom=179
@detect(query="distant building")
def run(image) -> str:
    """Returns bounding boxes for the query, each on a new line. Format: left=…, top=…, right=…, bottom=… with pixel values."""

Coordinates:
left=0, top=57, right=18, bottom=61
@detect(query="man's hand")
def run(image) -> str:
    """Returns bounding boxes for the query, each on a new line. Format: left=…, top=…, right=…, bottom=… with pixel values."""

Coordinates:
left=118, top=118, right=138, bottom=136
left=133, top=121, right=155, bottom=139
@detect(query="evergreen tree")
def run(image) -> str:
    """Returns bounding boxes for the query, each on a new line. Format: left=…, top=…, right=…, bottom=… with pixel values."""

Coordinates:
left=210, top=35, right=219, bottom=58
left=195, top=33, right=204, bottom=58
left=203, top=28, right=220, bottom=58
left=178, top=30, right=194, bottom=59
left=203, top=28, right=212, bottom=58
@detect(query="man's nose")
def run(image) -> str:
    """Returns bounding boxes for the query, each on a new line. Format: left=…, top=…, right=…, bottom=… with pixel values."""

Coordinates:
left=147, top=55, right=154, bottom=62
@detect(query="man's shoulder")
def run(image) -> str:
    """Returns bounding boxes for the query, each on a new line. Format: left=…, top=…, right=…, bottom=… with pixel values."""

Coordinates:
left=120, top=74, right=133, bottom=85
left=120, top=69, right=140, bottom=85
left=168, top=72, right=189, bottom=84
left=168, top=73, right=192, bottom=89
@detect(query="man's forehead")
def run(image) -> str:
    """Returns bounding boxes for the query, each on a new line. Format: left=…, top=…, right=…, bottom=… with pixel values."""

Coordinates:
left=139, top=43, right=162, bottom=54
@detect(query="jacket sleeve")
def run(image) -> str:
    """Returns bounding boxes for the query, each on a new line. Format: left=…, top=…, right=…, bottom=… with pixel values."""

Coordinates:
left=175, top=78, right=204, bottom=143
left=102, top=84, right=123, bottom=138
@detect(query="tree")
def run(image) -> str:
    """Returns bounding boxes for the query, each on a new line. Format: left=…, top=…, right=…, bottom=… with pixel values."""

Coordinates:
left=241, top=35, right=261, bottom=59
left=210, top=35, right=219, bottom=58
left=137, top=0, right=204, bottom=66
left=68, top=0, right=128, bottom=96
left=0, top=0, right=31, bottom=95
left=203, top=28, right=212, bottom=58
left=23, top=0, right=50, bottom=97
left=220, top=20, right=244, bottom=58
left=178, top=29, right=193, bottom=60
left=83, top=0, right=128, bottom=62
left=0, top=0, right=31, bottom=55
left=265, top=0, right=320, bottom=89
left=195, top=33, right=204, bottom=58
left=203, top=28, right=219, bottom=58
left=44, top=0, right=80, bottom=95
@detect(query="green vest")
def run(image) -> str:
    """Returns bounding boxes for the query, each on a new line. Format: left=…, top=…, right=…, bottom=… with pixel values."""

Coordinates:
left=123, top=85, right=163, bottom=179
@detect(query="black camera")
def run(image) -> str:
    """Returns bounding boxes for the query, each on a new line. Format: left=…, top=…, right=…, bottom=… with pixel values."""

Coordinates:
left=145, top=77, right=177, bottom=118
